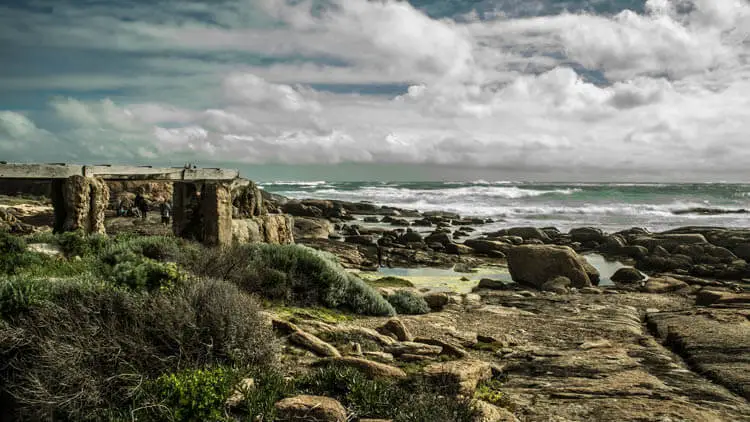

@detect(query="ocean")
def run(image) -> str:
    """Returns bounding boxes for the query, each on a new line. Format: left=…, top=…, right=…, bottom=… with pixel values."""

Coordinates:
left=260, top=181, right=750, bottom=233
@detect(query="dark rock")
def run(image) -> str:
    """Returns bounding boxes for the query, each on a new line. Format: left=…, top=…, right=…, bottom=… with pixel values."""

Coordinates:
left=610, top=267, right=646, bottom=284
left=508, top=245, right=592, bottom=288
left=570, top=227, right=605, bottom=243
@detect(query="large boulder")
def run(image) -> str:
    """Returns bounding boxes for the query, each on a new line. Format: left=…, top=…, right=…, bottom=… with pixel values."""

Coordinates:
left=507, top=245, right=592, bottom=288
left=294, top=217, right=334, bottom=240
left=507, top=227, right=550, bottom=242
left=610, top=267, right=646, bottom=284
left=423, top=360, right=492, bottom=395
left=425, top=231, right=453, bottom=246
left=275, top=395, right=347, bottom=422
left=464, top=239, right=512, bottom=255
left=570, top=227, right=605, bottom=243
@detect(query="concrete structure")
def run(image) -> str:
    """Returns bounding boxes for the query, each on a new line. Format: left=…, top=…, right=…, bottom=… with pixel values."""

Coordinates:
left=0, top=163, right=289, bottom=246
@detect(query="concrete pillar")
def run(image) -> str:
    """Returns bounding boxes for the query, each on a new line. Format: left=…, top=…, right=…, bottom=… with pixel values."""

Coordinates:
left=51, top=175, right=109, bottom=234
left=201, top=183, right=233, bottom=246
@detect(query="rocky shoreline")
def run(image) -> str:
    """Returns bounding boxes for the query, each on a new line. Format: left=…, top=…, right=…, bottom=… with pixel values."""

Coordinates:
left=1, top=189, right=749, bottom=421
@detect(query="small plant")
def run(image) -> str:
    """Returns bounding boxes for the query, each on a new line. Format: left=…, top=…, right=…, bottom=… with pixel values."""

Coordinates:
left=386, top=290, right=431, bottom=315
left=368, top=276, right=414, bottom=288
left=474, top=379, right=514, bottom=411
left=152, top=367, right=235, bottom=422
left=57, top=231, right=110, bottom=257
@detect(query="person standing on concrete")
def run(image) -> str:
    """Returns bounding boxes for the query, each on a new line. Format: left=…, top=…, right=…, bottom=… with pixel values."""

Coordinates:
left=160, top=200, right=172, bottom=225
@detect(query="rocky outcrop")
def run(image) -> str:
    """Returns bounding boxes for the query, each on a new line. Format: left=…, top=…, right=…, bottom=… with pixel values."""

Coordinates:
left=378, top=319, right=412, bottom=342
left=232, top=181, right=264, bottom=217
left=232, top=214, right=294, bottom=245
left=508, top=245, right=592, bottom=288
left=464, top=239, right=512, bottom=256
left=424, top=360, right=492, bottom=395
left=294, top=217, right=333, bottom=239
left=315, top=357, right=407, bottom=379
left=289, top=330, right=341, bottom=357
left=275, top=395, right=347, bottom=422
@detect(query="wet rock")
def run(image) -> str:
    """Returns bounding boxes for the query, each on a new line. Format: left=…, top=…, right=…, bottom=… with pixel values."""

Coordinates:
left=275, top=395, right=347, bottom=422
left=610, top=267, right=646, bottom=284
left=445, top=242, right=474, bottom=255
left=508, top=245, right=592, bottom=288
left=425, top=231, right=453, bottom=246
left=345, top=235, right=377, bottom=247
left=695, top=289, right=750, bottom=307
left=316, top=357, right=407, bottom=379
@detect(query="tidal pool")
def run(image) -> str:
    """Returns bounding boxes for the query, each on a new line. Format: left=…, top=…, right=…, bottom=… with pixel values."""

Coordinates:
left=355, top=253, right=634, bottom=292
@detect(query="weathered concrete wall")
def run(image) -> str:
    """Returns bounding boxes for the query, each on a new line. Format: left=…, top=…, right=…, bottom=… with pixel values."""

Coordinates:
left=231, top=214, right=295, bottom=245
left=51, top=176, right=109, bottom=234
left=201, top=183, right=233, bottom=246
left=172, top=182, right=197, bottom=239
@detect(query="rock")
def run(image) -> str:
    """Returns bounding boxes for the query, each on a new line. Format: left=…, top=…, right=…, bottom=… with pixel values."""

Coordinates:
left=506, top=227, right=550, bottom=242
left=378, top=319, right=413, bottom=342
left=622, top=245, right=649, bottom=259
left=398, top=230, right=423, bottom=244
left=477, top=278, right=512, bottom=290
left=507, top=245, right=592, bottom=289
left=363, top=216, right=380, bottom=223
left=27, top=243, right=62, bottom=257
left=473, top=400, right=519, bottom=422
left=695, top=290, right=750, bottom=307
left=275, top=395, right=347, bottom=422
left=289, top=330, right=341, bottom=357
left=423, top=292, right=450, bottom=311
left=464, top=239, right=512, bottom=255
left=445, top=242, right=474, bottom=255
left=399, top=353, right=436, bottom=362
left=414, top=337, right=469, bottom=358
left=226, top=378, right=255, bottom=408
left=454, top=262, right=477, bottom=273
left=315, top=357, right=407, bottom=379
left=272, top=319, right=299, bottom=335
left=570, top=227, right=605, bottom=243
left=732, top=243, right=750, bottom=261
left=386, top=341, right=442, bottom=357
left=425, top=231, right=453, bottom=246
left=610, top=267, right=646, bottom=284
left=294, top=217, right=333, bottom=239
left=423, top=360, right=492, bottom=395
left=580, top=286, right=603, bottom=294
left=234, top=214, right=294, bottom=245
left=541, top=276, right=571, bottom=294
left=362, top=351, right=395, bottom=363
left=578, top=339, right=613, bottom=350
left=52, top=176, right=109, bottom=234
left=345, top=235, right=377, bottom=247
left=642, top=276, right=689, bottom=294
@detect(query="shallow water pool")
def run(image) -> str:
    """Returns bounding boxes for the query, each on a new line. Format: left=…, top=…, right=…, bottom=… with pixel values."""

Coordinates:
left=356, top=253, right=633, bottom=292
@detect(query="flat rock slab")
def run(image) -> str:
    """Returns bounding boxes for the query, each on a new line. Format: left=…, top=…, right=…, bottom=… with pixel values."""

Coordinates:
left=648, top=309, right=750, bottom=400
left=315, top=357, right=407, bottom=379
left=424, top=359, right=492, bottom=395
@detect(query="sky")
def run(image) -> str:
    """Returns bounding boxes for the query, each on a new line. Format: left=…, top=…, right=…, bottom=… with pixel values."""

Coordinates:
left=0, top=0, right=749, bottom=182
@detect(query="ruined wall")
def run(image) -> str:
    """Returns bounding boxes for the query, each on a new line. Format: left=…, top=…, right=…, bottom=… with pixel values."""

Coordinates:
left=201, top=183, right=233, bottom=246
left=51, top=176, right=109, bottom=234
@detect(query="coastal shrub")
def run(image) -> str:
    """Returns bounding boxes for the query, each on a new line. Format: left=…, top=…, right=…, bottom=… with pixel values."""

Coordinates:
left=369, top=276, right=415, bottom=288
left=56, top=231, right=110, bottom=257
left=151, top=367, right=236, bottom=422
left=386, top=290, right=431, bottom=315
left=0, top=231, right=41, bottom=275
left=242, top=368, right=296, bottom=420
left=189, top=243, right=395, bottom=316
left=105, top=251, right=184, bottom=291
left=298, top=364, right=478, bottom=422
left=0, top=277, right=276, bottom=421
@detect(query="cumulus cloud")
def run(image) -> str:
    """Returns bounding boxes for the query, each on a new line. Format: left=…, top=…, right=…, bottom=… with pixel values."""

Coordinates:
left=1, top=0, right=749, bottom=179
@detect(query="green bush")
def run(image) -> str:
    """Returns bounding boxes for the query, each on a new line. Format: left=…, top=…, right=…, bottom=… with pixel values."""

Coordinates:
left=242, top=368, right=295, bottom=420
left=298, top=365, right=478, bottom=422
left=0, top=277, right=276, bottom=421
left=57, top=231, right=110, bottom=257
left=386, top=290, right=431, bottom=315
left=107, top=252, right=184, bottom=291
left=152, top=367, right=235, bottom=422
left=189, top=244, right=395, bottom=316
left=0, top=231, right=41, bottom=275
